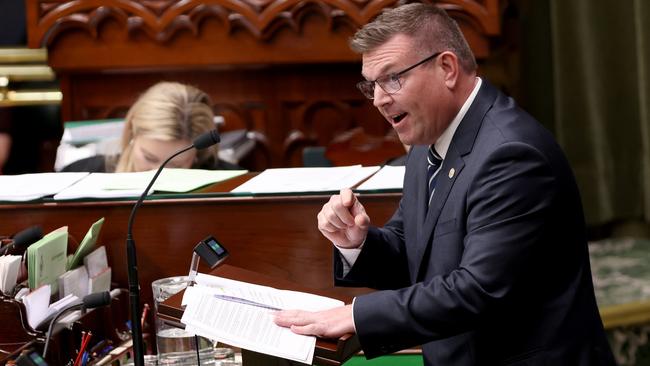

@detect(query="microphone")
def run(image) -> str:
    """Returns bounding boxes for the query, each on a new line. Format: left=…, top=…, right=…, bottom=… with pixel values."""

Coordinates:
left=42, top=291, right=112, bottom=358
left=0, top=226, right=43, bottom=256
left=126, top=129, right=221, bottom=366
left=192, top=129, right=220, bottom=149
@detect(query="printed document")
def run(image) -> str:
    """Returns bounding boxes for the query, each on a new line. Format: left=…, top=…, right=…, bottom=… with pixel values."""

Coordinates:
left=181, top=273, right=344, bottom=364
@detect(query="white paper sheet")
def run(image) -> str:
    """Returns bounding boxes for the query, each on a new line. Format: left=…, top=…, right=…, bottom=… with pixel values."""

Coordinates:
left=0, top=172, right=88, bottom=201
left=53, top=169, right=247, bottom=200
left=231, top=165, right=379, bottom=194
left=181, top=273, right=345, bottom=364
left=355, top=165, right=405, bottom=191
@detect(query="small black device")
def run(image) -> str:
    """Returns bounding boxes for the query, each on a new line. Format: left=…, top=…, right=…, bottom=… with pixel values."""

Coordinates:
left=194, top=235, right=229, bottom=268
left=188, top=235, right=229, bottom=283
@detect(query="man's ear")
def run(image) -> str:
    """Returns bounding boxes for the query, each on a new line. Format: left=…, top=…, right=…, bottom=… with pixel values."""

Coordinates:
left=438, top=51, right=459, bottom=89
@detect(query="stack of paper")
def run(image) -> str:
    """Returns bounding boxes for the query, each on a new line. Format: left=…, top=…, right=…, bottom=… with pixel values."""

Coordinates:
left=27, top=227, right=68, bottom=293
left=54, top=169, right=247, bottom=200
left=231, top=165, right=380, bottom=194
left=181, top=273, right=344, bottom=364
left=0, top=255, right=22, bottom=294
left=23, top=285, right=80, bottom=329
left=0, top=172, right=88, bottom=201
left=355, top=165, right=405, bottom=191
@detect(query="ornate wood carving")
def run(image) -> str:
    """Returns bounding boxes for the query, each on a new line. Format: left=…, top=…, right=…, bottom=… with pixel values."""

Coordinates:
left=28, top=0, right=499, bottom=48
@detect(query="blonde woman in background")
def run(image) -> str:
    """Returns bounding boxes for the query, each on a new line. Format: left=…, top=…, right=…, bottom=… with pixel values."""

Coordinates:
left=62, top=81, right=240, bottom=172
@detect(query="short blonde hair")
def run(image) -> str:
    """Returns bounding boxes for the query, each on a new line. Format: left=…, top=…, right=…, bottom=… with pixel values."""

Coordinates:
left=350, top=3, right=477, bottom=72
left=114, top=82, right=217, bottom=172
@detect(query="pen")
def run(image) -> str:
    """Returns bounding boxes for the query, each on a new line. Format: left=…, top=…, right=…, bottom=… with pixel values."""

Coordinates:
left=73, top=332, right=92, bottom=366
left=141, top=303, right=150, bottom=328
left=213, top=294, right=281, bottom=311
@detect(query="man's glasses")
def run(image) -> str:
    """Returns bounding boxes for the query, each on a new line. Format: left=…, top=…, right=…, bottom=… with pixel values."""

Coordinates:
left=356, top=52, right=442, bottom=100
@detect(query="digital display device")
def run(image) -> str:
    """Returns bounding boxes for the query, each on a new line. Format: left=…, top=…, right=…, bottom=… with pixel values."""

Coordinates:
left=193, top=235, right=229, bottom=269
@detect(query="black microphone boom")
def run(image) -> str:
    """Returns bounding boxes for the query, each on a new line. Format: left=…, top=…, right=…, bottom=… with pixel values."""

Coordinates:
left=126, top=129, right=220, bottom=366
left=0, top=226, right=43, bottom=256
left=42, top=291, right=111, bottom=358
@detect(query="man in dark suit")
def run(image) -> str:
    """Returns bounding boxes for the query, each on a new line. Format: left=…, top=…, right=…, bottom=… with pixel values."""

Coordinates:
left=275, top=3, right=615, bottom=365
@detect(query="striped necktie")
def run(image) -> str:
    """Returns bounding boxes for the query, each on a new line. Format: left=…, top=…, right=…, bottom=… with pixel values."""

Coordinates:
left=427, top=146, right=443, bottom=206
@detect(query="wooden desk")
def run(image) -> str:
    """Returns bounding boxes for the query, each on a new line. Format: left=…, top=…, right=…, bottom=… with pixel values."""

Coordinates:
left=0, top=174, right=401, bottom=308
left=158, top=264, right=360, bottom=366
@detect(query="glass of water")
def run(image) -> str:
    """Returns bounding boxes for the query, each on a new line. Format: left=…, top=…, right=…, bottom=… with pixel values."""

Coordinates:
left=151, top=276, right=212, bottom=359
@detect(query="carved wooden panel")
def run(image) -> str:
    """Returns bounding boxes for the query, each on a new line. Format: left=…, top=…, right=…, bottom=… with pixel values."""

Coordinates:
left=26, top=0, right=500, bottom=68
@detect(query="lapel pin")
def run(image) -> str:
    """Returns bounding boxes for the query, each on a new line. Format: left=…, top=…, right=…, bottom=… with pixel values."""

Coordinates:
left=448, top=168, right=455, bottom=179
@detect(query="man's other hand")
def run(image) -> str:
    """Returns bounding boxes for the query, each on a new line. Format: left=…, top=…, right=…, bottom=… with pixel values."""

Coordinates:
left=273, top=304, right=355, bottom=339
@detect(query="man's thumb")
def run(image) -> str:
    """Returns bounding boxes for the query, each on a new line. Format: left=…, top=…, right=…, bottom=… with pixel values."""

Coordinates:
left=354, top=213, right=370, bottom=230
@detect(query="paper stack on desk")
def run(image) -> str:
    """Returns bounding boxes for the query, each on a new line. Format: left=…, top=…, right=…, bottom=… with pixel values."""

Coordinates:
left=181, top=273, right=344, bottom=364
left=231, top=165, right=379, bottom=194
left=0, top=172, right=88, bottom=201
left=355, top=165, right=405, bottom=191
left=54, top=169, right=247, bottom=200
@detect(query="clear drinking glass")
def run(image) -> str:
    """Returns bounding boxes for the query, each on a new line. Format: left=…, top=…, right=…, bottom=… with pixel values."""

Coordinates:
left=151, top=276, right=212, bottom=359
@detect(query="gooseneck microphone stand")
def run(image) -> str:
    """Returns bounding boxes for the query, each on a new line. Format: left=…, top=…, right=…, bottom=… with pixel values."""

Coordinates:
left=126, top=130, right=220, bottom=366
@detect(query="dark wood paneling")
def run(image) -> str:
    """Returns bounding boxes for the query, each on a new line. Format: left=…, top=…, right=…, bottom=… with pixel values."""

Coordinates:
left=0, top=191, right=400, bottom=307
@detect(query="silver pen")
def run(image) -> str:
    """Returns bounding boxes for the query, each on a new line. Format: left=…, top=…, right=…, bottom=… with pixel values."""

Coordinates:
left=213, top=294, right=281, bottom=311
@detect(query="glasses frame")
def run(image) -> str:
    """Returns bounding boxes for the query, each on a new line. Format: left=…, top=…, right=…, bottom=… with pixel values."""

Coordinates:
left=356, top=51, right=443, bottom=100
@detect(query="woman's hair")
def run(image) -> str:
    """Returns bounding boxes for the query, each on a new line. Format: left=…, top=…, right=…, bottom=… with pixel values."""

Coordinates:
left=113, top=82, right=217, bottom=172
left=349, top=3, right=477, bottom=73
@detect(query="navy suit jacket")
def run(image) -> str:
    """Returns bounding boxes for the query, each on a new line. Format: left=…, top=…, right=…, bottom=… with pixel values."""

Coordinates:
left=335, top=81, right=615, bottom=365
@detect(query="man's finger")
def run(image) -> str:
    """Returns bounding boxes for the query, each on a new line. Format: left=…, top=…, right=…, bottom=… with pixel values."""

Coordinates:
left=274, top=310, right=312, bottom=327
left=290, top=324, right=324, bottom=337
left=339, top=188, right=356, bottom=208
left=331, top=192, right=356, bottom=226
left=318, top=209, right=348, bottom=231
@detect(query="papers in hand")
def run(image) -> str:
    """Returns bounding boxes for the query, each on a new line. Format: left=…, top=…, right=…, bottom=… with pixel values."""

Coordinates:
left=181, top=273, right=344, bottom=364
left=231, top=165, right=380, bottom=194
left=53, top=169, right=247, bottom=200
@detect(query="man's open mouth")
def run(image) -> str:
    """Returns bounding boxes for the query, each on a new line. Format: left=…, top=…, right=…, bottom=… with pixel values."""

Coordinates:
left=392, top=112, right=408, bottom=124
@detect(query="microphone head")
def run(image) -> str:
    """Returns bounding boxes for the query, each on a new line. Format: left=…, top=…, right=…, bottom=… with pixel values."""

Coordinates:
left=83, top=291, right=111, bottom=309
left=193, top=129, right=221, bottom=150
left=12, top=226, right=43, bottom=249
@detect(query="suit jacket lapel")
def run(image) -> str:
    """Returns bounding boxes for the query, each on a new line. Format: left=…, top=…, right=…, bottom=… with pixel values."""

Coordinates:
left=414, top=80, right=499, bottom=280
left=414, top=149, right=465, bottom=277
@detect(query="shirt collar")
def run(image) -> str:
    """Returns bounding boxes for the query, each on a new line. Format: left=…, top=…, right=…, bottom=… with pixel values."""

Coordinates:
left=434, top=77, right=482, bottom=159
